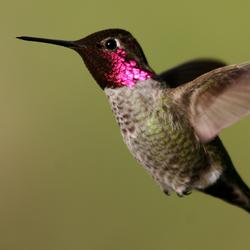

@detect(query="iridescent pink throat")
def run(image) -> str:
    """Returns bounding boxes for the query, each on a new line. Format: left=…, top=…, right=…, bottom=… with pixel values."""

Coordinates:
left=103, top=48, right=153, bottom=88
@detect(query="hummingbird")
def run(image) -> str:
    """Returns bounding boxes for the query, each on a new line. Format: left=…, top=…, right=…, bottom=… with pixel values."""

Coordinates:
left=17, top=29, right=250, bottom=213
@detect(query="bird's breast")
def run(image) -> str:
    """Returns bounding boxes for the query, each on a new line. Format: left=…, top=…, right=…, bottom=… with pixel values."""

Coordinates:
left=105, top=82, right=208, bottom=192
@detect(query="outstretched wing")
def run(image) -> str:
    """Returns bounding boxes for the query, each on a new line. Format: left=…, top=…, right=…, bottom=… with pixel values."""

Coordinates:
left=174, top=62, right=250, bottom=143
left=159, top=59, right=226, bottom=87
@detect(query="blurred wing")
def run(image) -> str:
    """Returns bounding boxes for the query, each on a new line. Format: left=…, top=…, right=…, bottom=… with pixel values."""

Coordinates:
left=174, top=62, right=250, bottom=143
left=159, top=59, right=226, bottom=87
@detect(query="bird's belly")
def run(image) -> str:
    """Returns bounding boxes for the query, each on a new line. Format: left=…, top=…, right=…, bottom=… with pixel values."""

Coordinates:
left=121, top=115, right=207, bottom=194
left=106, top=85, right=208, bottom=194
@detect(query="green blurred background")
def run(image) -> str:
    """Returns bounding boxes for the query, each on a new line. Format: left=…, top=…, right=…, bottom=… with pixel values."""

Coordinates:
left=1, top=0, right=250, bottom=249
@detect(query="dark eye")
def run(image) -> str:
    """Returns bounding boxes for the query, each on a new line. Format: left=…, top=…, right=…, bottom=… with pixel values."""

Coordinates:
left=105, top=39, right=117, bottom=50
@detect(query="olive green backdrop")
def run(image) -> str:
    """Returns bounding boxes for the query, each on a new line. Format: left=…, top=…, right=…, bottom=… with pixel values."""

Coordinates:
left=1, top=0, right=250, bottom=249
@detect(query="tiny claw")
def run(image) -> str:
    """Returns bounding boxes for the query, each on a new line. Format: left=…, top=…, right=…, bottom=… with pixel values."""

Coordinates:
left=177, top=190, right=192, bottom=197
left=163, top=190, right=171, bottom=196
left=183, top=190, right=192, bottom=196
left=177, top=193, right=184, bottom=198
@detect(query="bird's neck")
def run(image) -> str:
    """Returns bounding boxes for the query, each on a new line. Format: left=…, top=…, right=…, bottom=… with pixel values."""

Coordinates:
left=105, top=79, right=163, bottom=110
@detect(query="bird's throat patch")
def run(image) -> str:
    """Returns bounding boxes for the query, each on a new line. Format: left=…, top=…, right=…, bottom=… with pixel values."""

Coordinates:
left=103, top=48, right=153, bottom=88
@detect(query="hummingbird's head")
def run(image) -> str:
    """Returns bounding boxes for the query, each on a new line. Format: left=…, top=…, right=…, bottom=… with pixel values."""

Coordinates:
left=17, top=29, right=155, bottom=89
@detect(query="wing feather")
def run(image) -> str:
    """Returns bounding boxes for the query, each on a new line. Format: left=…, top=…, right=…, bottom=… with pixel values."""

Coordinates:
left=174, top=62, right=250, bottom=142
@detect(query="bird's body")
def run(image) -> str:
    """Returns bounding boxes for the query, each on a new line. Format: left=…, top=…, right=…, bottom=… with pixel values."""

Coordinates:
left=105, top=79, right=210, bottom=195
left=18, top=29, right=250, bottom=212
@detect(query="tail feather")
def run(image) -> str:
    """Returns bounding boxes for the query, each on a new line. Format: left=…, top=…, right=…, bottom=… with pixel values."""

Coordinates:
left=202, top=166, right=250, bottom=213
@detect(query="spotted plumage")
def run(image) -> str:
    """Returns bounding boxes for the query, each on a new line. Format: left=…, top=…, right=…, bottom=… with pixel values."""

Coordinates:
left=18, top=29, right=250, bottom=212
left=105, top=79, right=210, bottom=195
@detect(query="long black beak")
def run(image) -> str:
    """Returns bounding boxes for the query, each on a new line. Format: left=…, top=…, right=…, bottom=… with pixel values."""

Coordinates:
left=16, top=36, right=82, bottom=49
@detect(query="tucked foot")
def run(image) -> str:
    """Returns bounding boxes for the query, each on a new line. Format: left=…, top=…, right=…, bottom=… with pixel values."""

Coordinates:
left=163, top=190, right=171, bottom=196
left=176, top=188, right=192, bottom=197
left=177, top=190, right=192, bottom=197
